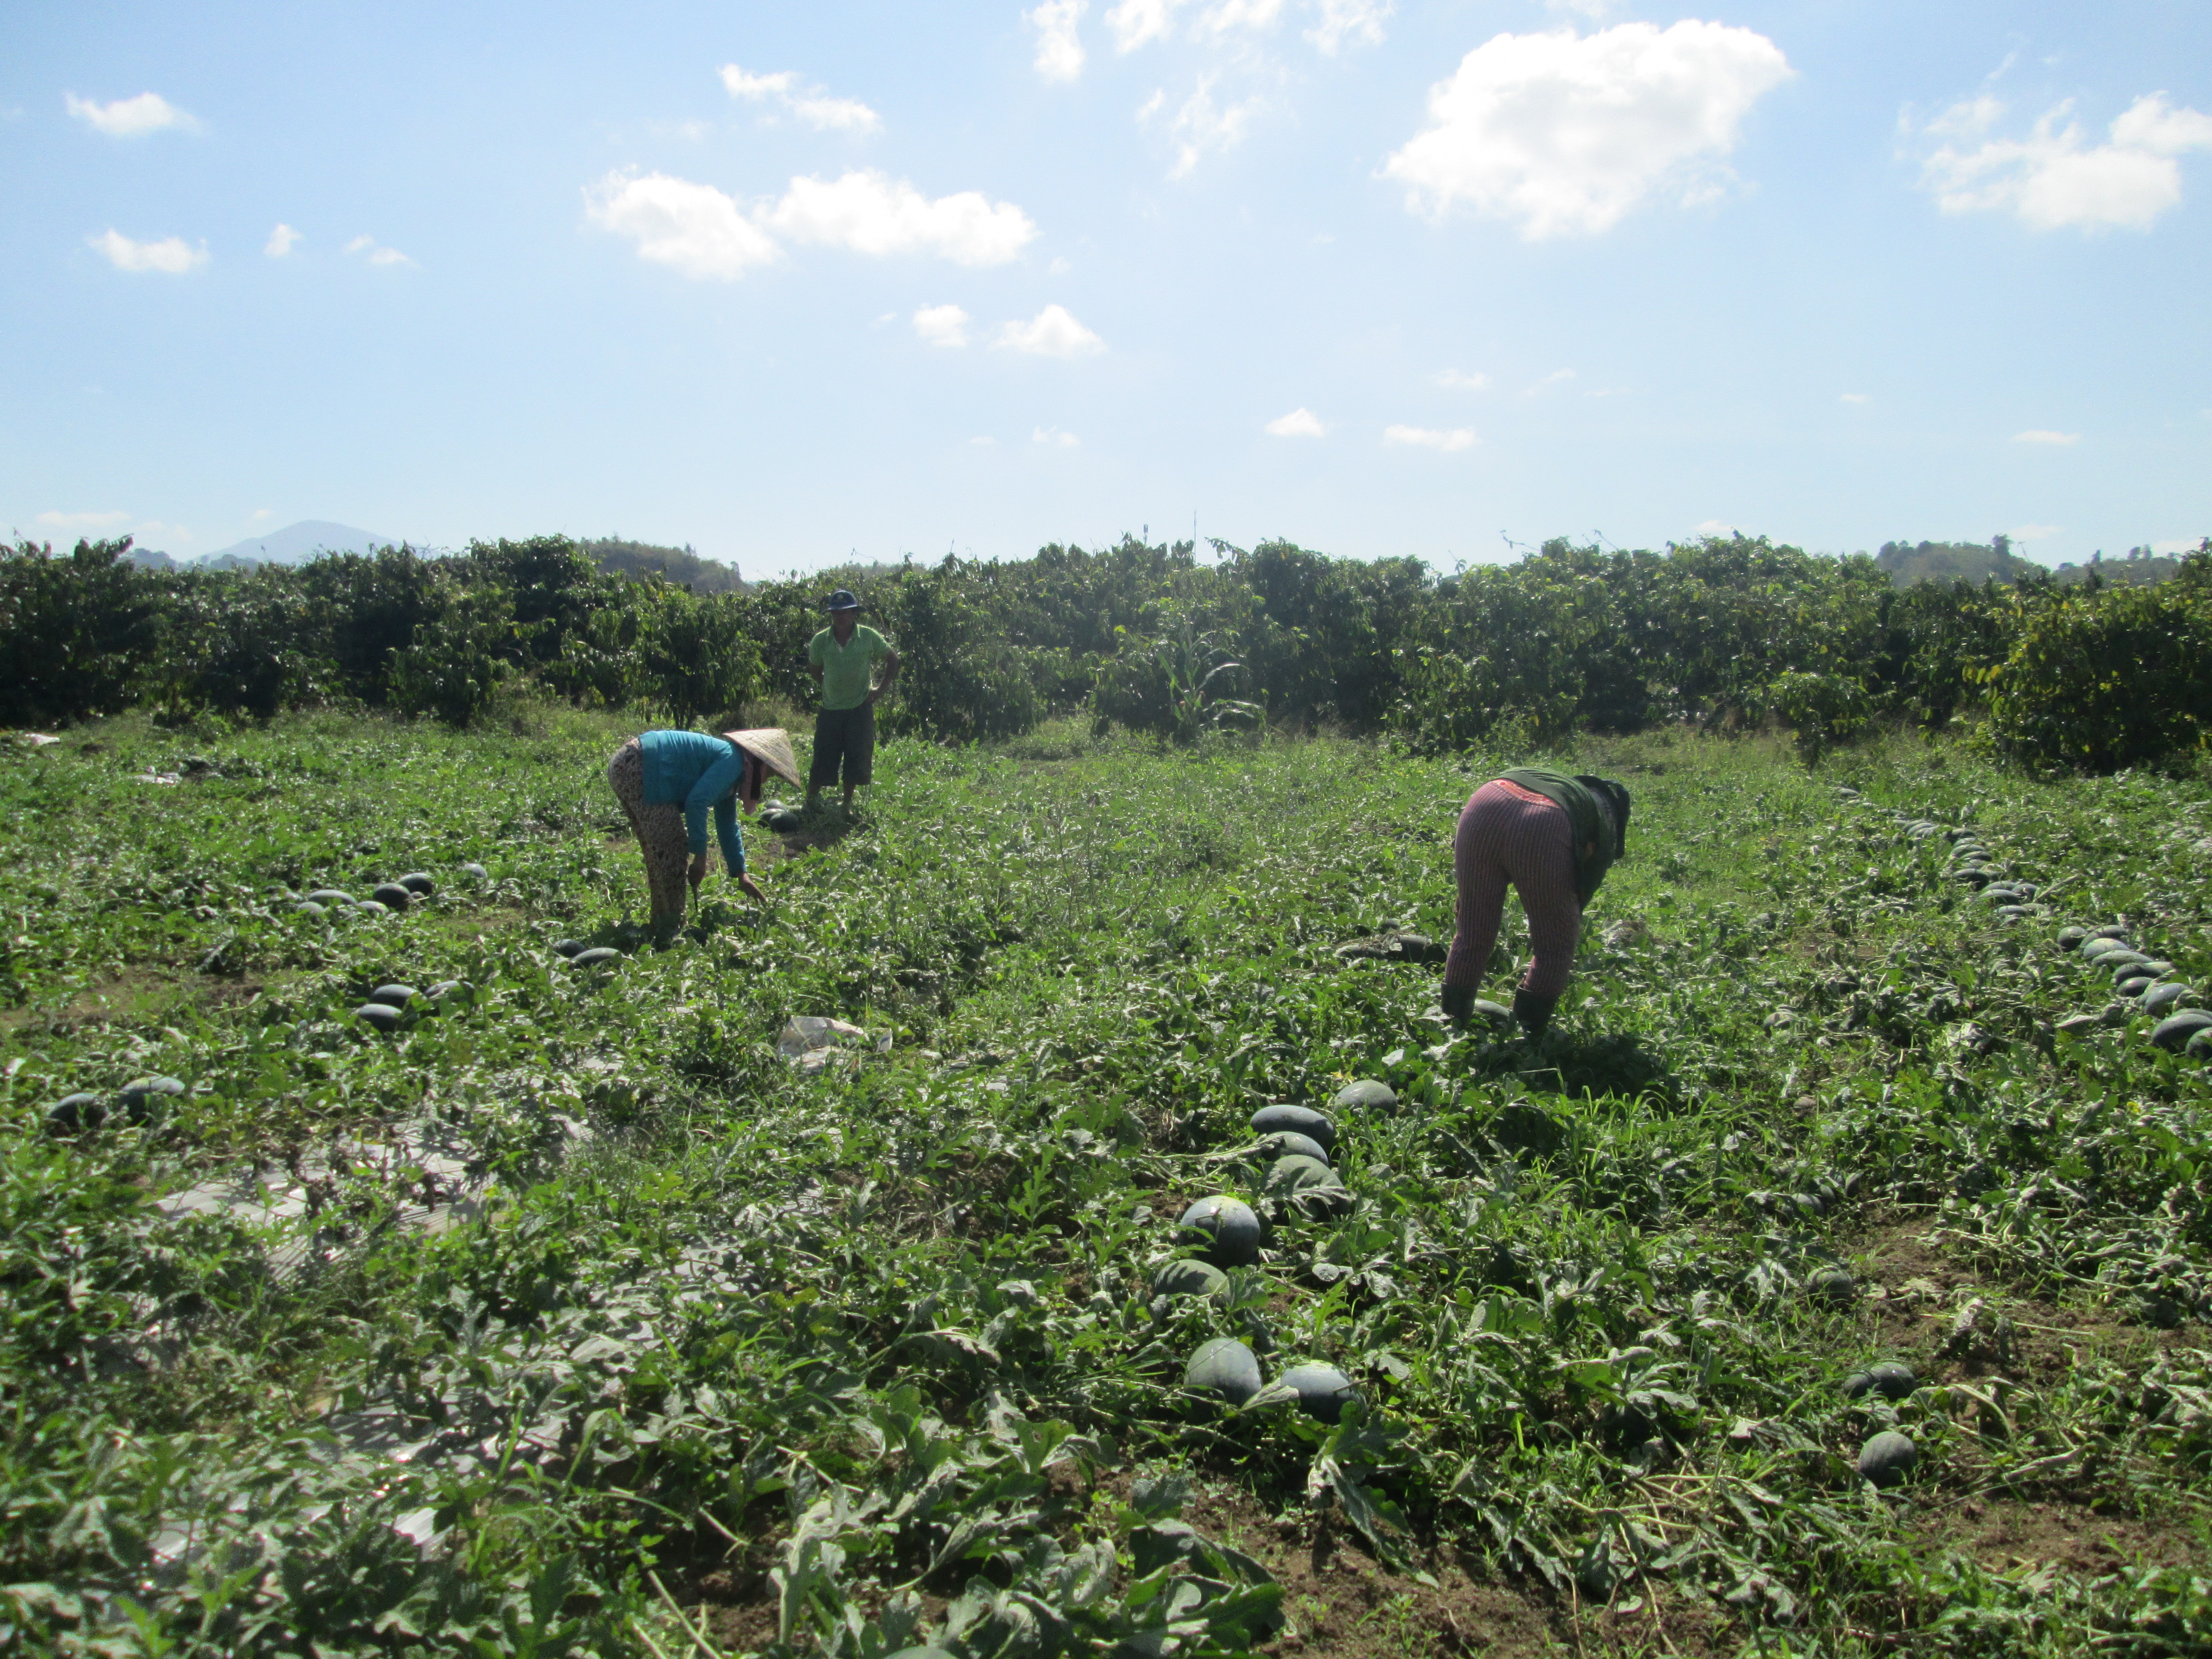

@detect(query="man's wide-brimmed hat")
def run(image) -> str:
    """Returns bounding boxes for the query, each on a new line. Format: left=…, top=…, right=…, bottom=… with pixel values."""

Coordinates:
left=823, top=588, right=861, bottom=612
left=722, top=728, right=803, bottom=788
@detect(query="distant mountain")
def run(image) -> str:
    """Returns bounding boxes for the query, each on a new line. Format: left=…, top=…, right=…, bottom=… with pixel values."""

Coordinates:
left=191, top=520, right=398, bottom=568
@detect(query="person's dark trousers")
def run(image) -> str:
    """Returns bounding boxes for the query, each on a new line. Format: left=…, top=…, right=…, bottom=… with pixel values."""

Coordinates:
left=809, top=703, right=876, bottom=791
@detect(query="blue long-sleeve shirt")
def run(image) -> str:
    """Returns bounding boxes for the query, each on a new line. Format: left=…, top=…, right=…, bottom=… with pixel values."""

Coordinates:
left=638, top=730, right=748, bottom=874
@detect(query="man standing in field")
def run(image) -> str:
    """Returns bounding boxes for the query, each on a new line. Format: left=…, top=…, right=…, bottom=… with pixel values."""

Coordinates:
left=806, top=589, right=900, bottom=816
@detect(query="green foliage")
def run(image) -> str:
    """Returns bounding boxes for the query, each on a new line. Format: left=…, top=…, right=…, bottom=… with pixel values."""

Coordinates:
left=1981, top=550, right=2212, bottom=770
left=0, top=537, right=161, bottom=724
left=386, top=587, right=516, bottom=727
left=6, top=715, right=2212, bottom=1653
left=1090, top=612, right=1262, bottom=743
left=1760, top=670, right=1870, bottom=764
left=639, top=588, right=764, bottom=731
left=10, top=528, right=2212, bottom=774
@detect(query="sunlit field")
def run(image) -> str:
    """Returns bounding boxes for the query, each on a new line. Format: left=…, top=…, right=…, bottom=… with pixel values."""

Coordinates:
left=5, top=709, right=2211, bottom=1656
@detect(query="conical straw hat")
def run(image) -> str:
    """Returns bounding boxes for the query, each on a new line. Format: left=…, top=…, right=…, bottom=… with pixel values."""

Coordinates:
left=722, top=727, right=802, bottom=789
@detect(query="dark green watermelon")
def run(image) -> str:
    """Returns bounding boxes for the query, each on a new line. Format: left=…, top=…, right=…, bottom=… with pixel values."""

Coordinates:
left=1250, top=1104, right=1336, bottom=1152
left=356, top=1003, right=404, bottom=1033
left=1330, top=1080, right=1397, bottom=1114
left=461, top=862, right=489, bottom=879
left=397, top=872, right=435, bottom=895
left=1178, top=1195, right=1262, bottom=1267
left=1184, top=1337, right=1262, bottom=1405
left=371, top=883, right=413, bottom=912
left=45, top=1092, right=105, bottom=1135
left=426, top=979, right=473, bottom=1009
left=1841, top=1362, right=1917, bottom=1402
left=570, top=947, right=621, bottom=969
left=354, top=900, right=390, bottom=917
left=1277, top=1361, right=1359, bottom=1423
left=1807, top=1267, right=1856, bottom=1304
left=1152, top=1260, right=1230, bottom=1301
left=371, top=984, right=421, bottom=1007
left=1264, top=1154, right=1336, bottom=1195
left=552, top=938, right=587, bottom=959
left=2152, top=1010, right=2212, bottom=1051
left=1253, top=1130, right=1331, bottom=1165
left=1857, top=1430, right=1919, bottom=1488
left=292, top=901, right=326, bottom=919
left=2056, top=926, right=2088, bottom=949
left=1291, top=1185, right=1357, bottom=1221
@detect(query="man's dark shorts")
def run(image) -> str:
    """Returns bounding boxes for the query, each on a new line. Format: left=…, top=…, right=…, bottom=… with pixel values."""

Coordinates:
left=810, top=703, right=875, bottom=788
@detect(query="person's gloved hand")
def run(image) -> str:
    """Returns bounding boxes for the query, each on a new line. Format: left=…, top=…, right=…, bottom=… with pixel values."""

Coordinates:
left=1441, top=982, right=1475, bottom=1022
left=1512, top=989, right=1558, bottom=1042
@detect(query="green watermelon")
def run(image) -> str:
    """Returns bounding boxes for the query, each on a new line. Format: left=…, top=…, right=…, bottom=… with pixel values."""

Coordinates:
left=397, top=872, right=435, bottom=896
left=1178, top=1195, right=1262, bottom=1267
left=2151, top=1010, right=2212, bottom=1051
left=306, top=889, right=355, bottom=907
left=1264, top=1154, right=1337, bottom=1195
left=356, top=1003, right=404, bottom=1033
left=371, top=883, right=413, bottom=912
left=1277, top=1361, right=1359, bottom=1423
left=371, top=984, right=421, bottom=1007
left=1330, top=1080, right=1397, bottom=1114
left=1152, top=1260, right=1230, bottom=1302
left=1184, top=1337, right=1262, bottom=1406
left=1250, top=1104, right=1335, bottom=1152
left=1252, top=1130, right=1331, bottom=1165
left=1857, top=1430, right=1919, bottom=1488
left=1841, top=1362, right=1917, bottom=1402
left=570, top=947, right=621, bottom=969
left=45, top=1092, right=105, bottom=1135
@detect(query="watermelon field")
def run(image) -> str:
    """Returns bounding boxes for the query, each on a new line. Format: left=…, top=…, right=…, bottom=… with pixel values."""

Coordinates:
left=5, top=707, right=2212, bottom=1657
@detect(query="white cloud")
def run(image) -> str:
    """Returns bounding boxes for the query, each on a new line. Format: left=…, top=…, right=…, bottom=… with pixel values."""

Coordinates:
left=36, top=509, right=130, bottom=530
left=719, top=62, right=881, bottom=132
left=1384, top=424, right=1477, bottom=451
left=1266, top=407, right=1326, bottom=436
left=1033, top=426, right=1081, bottom=446
left=1309, top=0, right=1391, bottom=54
left=264, top=223, right=300, bottom=257
left=586, top=172, right=781, bottom=279
left=1382, top=22, right=1793, bottom=240
left=2008, top=523, right=2063, bottom=541
left=1526, top=367, right=1576, bottom=394
left=1196, top=0, right=1285, bottom=38
left=250, top=507, right=275, bottom=521
left=995, top=304, right=1106, bottom=357
left=1915, top=91, right=2212, bottom=232
left=344, top=235, right=414, bottom=267
left=2012, top=429, right=2080, bottom=445
left=767, top=171, right=1037, bottom=264
left=1694, top=518, right=1737, bottom=536
left=1840, top=391, right=1871, bottom=404
left=1434, top=368, right=1490, bottom=390
left=66, top=91, right=199, bottom=137
left=1159, top=75, right=1268, bottom=178
left=86, top=229, right=207, bottom=274
left=589, top=169, right=1035, bottom=276
left=1136, top=89, right=1166, bottom=122
left=1106, top=0, right=1190, bottom=51
left=914, top=303, right=971, bottom=347
left=1028, top=0, right=1088, bottom=81
left=1545, top=0, right=1620, bottom=18
left=2153, top=537, right=2204, bottom=555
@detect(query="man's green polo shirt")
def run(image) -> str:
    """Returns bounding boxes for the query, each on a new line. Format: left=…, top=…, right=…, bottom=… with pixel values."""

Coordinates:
left=808, top=625, right=892, bottom=711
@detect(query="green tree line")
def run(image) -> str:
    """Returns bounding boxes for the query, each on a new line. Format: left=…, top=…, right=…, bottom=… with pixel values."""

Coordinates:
left=4, top=529, right=2209, bottom=771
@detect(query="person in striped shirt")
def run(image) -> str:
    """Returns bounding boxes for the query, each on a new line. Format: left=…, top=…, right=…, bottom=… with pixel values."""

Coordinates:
left=1440, top=768, right=1631, bottom=1041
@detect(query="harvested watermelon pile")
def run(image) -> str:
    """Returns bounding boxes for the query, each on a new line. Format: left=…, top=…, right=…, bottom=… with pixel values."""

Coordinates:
left=4, top=709, right=2212, bottom=1657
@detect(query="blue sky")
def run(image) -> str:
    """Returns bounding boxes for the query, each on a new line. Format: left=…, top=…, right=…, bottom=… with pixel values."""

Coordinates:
left=5, top=1, right=2208, bottom=575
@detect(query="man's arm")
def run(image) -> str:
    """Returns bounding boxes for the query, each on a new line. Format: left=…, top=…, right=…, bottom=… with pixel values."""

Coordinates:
left=870, top=647, right=901, bottom=701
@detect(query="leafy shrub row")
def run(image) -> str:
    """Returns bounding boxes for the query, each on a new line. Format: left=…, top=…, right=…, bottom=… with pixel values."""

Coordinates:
left=3, top=529, right=2207, bottom=770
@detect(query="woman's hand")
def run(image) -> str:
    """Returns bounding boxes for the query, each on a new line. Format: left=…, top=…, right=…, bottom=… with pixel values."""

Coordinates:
left=687, top=852, right=708, bottom=890
left=736, top=872, right=766, bottom=906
